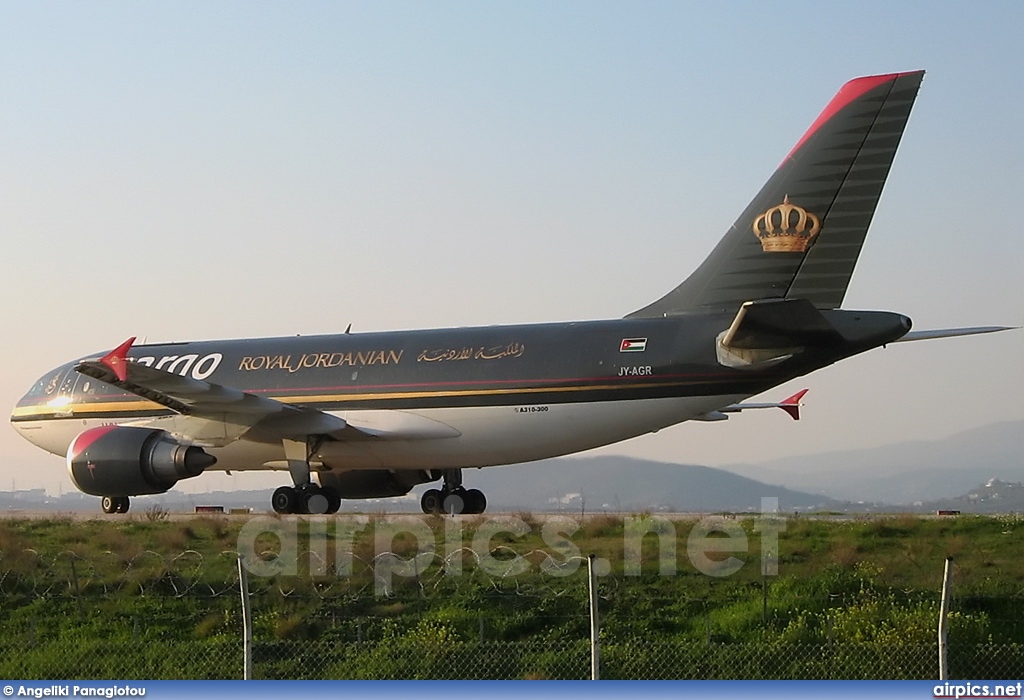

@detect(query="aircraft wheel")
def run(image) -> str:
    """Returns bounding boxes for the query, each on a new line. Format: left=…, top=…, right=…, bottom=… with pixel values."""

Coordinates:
left=101, top=496, right=117, bottom=514
left=323, top=486, right=342, bottom=514
left=442, top=488, right=467, bottom=515
left=272, top=486, right=298, bottom=514
left=465, top=488, right=486, bottom=515
left=115, top=496, right=131, bottom=514
left=303, top=485, right=330, bottom=515
left=421, top=489, right=443, bottom=514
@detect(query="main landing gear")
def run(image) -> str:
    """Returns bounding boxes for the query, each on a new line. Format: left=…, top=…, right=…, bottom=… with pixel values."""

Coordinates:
left=271, top=438, right=341, bottom=515
left=101, top=495, right=130, bottom=514
left=420, top=469, right=487, bottom=515
left=271, top=483, right=341, bottom=515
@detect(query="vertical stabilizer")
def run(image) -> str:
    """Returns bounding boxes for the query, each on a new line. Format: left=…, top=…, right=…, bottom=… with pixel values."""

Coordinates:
left=629, top=71, right=924, bottom=318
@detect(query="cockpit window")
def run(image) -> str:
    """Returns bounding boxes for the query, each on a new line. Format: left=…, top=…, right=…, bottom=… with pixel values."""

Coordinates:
left=58, top=371, right=79, bottom=397
left=24, top=371, right=63, bottom=399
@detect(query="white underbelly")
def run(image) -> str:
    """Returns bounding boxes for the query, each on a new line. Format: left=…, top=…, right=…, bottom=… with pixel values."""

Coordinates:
left=318, top=395, right=744, bottom=470
left=13, top=394, right=746, bottom=475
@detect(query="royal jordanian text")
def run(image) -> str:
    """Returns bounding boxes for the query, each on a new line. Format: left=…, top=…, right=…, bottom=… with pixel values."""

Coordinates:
left=239, top=349, right=404, bottom=373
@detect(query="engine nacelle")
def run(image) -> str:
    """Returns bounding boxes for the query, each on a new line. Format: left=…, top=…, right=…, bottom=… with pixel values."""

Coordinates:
left=67, top=426, right=216, bottom=497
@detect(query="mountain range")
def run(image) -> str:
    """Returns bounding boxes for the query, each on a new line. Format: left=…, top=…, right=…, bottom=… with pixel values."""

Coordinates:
left=718, top=420, right=1024, bottom=504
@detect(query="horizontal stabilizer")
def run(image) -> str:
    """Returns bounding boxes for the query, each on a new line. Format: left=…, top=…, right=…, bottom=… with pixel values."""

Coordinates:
left=892, top=326, right=1017, bottom=343
left=699, top=388, right=809, bottom=421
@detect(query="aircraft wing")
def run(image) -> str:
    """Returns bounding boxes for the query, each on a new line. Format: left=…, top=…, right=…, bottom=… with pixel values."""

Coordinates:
left=75, top=337, right=369, bottom=447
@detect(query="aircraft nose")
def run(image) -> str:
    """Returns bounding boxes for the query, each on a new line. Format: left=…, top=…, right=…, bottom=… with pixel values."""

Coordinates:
left=10, top=366, right=71, bottom=452
left=12, top=381, right=39, bottom=423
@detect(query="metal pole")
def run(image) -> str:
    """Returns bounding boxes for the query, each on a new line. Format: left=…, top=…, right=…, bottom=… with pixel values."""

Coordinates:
left=762, top=577, right=768, bottom=623
left=238, top=555, right=253, bottom=680
left=588, top=554, right=600, bottom=680
left=69, top=558, right=84, bottom=619
left=938, top=556, right=953, bottom=680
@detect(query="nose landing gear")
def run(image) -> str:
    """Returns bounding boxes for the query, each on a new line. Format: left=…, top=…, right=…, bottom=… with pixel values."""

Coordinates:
left=101, top=495, right=130, bottom=514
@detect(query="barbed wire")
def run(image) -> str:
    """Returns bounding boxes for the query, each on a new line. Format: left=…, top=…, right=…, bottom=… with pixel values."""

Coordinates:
left=0, top=547, right=604, bottom=601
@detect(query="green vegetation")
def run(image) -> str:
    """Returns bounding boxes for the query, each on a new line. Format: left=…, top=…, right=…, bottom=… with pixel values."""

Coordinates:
left=1, top=512, right=1023, bottom=678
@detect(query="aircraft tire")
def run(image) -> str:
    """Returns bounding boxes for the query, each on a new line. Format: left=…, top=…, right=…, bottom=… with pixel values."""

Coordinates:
left=272, top=486, right=298, bottom=514
left=303, top=485, right=330, bottom=515
left=101, top=496, right=117, bottom=514
left=465, top=488, right=486, bottom=515
left=116, top=496, right=130, bottom=514
left=421, top=489, right=443, bottom=514
left=442, top=488, right=466, bottom=515
left=323, top=486, right=342, bottom=514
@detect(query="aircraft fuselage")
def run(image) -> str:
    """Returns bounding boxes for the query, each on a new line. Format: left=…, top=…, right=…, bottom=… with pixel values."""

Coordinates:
left=11, top=310, right=908, bottom=475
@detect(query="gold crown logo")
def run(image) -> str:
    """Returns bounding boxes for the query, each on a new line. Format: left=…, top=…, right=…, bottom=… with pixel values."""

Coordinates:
left=752, top=195, right=821, bottom=253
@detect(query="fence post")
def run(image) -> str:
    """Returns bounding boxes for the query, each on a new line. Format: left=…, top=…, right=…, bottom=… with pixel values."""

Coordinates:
left=238, top=554, right=253, bottom=680
left=761, top=577, right=768, bottom=623
left=69, top=558, right=84, bottom=618
left=938, top=557, right=953, bottom=680
left=588, top=554, right=600, bottom=680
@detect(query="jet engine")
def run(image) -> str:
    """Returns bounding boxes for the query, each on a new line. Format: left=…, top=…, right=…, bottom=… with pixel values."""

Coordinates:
left=66, top=426, right=216, bottom=497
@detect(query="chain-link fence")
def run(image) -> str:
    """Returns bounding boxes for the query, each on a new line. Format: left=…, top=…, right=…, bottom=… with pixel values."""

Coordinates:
left=2, top=546, right=1024, bottom=679
left=5, top=634, right=1024, bottom=680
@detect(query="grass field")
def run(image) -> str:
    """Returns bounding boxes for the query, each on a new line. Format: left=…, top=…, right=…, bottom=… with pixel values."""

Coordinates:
left=2, top=511, right=1023, bottom=678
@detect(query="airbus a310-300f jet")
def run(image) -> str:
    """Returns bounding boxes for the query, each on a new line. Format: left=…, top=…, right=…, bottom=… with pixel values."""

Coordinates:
left=10, top=71, right=1012, bottom=515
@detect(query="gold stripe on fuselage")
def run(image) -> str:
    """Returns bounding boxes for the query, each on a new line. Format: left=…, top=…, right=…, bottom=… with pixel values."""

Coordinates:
left=11, top=378, right=723, bottom=420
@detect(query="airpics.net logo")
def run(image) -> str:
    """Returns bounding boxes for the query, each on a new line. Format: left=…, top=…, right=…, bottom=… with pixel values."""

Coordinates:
left=933, top=682, right=1023, bottom=699
left=235, top=498, right=785, bottom=594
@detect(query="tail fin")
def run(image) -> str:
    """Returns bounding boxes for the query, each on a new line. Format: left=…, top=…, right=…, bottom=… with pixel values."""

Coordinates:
left=629, top=71, right=924, bottom=318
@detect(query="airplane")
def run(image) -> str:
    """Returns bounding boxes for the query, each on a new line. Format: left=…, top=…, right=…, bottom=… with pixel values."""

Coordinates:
left=10, top=70, right=1014, bottom=515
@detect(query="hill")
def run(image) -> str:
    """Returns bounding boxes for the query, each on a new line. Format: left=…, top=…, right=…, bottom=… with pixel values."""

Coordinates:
left=464, top=455, right=843, bottom=512
left=719, top=421, right=1024, bottom=505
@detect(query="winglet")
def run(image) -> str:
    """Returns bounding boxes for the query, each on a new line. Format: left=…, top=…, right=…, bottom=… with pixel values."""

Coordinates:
left=100, top=337, right=136, bottom=382
left=779, top=389, right=809, bottom=421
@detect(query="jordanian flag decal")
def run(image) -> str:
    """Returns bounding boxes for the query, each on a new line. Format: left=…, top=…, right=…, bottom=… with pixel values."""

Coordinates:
left=619, top=337, right=647, bottom=352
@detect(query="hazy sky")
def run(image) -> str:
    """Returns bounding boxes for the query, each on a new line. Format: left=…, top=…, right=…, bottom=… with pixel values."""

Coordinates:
left=2, top=2, right=1021, bottom=495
